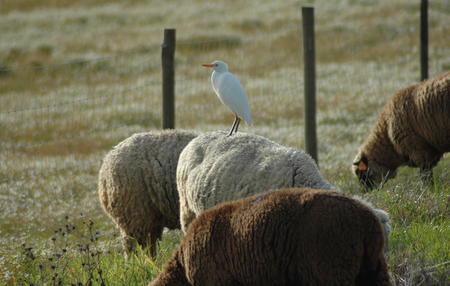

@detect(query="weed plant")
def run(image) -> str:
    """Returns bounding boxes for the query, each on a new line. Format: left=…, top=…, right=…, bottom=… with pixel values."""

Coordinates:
left=11, top=214, right=166, bottom=286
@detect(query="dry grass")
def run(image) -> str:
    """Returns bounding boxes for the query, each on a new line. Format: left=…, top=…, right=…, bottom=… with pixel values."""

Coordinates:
left=1, top=0, right=449, bottom=284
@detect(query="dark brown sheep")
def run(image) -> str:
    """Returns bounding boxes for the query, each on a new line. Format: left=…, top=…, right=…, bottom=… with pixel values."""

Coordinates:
left=353, top=71, right=450, bottom=189
left=149, top=188, right=392, bottom=286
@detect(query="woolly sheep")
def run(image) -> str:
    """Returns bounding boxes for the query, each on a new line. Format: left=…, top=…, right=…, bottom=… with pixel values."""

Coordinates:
left=177, top=131, right=337, bottom=233
left=177, top=131, right=391, bottom=251
left=353, top=71, right=450, bottom=189
left=98, top=129, right=198, bottom=256
left=149, top=188, right=393, bottom=286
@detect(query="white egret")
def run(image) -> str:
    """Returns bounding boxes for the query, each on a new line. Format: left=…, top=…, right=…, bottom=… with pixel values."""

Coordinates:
left=202, top=60, right=252, bottom=136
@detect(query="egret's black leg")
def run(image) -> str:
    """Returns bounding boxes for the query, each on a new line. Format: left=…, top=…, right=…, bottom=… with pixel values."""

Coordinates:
left=233, top=117, right=241, bottom=134
left=228, top=116, right=238, bottom=136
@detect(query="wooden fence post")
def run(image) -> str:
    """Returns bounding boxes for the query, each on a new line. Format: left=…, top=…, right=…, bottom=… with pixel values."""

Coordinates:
left=162, top=28, right=176, bottom=129
left=302, top=7, right=318, bottom=166
left=420, top=0, right=428, bottom=81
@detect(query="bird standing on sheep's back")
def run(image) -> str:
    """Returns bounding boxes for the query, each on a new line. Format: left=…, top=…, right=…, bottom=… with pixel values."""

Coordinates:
left=202, top=60, right=252, bottom=136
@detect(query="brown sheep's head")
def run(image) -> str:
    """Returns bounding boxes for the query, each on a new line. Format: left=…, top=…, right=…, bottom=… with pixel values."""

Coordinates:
left=352, top=152, right=396, bottom=190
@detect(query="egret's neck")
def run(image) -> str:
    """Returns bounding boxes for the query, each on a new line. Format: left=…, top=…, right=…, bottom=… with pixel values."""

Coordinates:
left=211, top=70, right=224, bottom=82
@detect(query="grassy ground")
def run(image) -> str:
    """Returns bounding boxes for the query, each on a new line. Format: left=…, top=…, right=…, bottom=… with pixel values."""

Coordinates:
left=0, top=0, right=449, bottom=285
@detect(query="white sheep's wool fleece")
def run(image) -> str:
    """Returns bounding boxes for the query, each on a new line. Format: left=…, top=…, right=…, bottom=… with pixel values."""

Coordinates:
left=98, top=129, right=198, bottom=255
left=177, top=131, right=337, bottom=227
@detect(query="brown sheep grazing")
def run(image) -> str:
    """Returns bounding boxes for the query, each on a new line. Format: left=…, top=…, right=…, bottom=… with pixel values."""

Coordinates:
left=353, top=71, right=450, bottom=189
left=149, top=188, right=392, bottom=286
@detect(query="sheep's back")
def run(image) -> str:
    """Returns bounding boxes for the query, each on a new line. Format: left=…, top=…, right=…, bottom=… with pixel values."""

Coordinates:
left=179, top=188, right=388, bottom=285
left=177, top=131, right=335, bottom=216
left=390, top=71, right=450, bottom=152
left=413, top=71, right=450, bottom=150
left=99, top=130, right=197, bottom=227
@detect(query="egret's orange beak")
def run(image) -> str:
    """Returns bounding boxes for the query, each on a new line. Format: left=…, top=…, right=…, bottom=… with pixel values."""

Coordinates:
left=202, top=64, right=215, bottom=67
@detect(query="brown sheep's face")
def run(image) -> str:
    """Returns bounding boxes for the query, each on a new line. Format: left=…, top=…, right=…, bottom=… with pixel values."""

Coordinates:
left=352, top=152, right=396, bottom=190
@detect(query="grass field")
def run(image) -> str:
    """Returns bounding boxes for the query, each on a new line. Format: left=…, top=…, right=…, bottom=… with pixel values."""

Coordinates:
left=0, top=0, right=449, bottom=285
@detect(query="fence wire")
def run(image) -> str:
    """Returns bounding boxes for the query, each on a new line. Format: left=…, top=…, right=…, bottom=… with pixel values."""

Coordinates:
left=3, top=1, right=445, bottom=186
left=0, top=21, right=306, bottom=186
left=0, top=45, right=161, bottom=73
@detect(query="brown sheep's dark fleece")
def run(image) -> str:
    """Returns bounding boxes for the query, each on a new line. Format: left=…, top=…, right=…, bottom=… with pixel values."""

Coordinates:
left=353, top=71, right=450, bottom=189
left=149, top=188, right=392, bottom=286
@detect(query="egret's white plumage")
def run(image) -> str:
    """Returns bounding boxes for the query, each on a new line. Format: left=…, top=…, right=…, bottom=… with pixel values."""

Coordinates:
left=202, top=60, right=252, bottom=136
